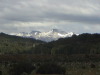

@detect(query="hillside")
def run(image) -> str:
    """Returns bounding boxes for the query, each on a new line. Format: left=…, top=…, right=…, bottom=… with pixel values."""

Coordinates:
left=0, top=33, right=100, bottom=55
left=30, top=33, right=100, bottom=55
left=0, top=33, right=43, bottom=54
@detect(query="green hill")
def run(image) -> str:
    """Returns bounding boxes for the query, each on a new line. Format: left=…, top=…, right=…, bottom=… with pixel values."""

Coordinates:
left=31, top=33, right=100, bottom=55
left=0, top=33, right=43, bottom=54
left=0, top=33, right=100, bottom=55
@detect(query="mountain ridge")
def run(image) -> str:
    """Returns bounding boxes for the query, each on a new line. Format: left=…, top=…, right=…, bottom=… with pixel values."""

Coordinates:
left=10, top=29, right=78, bottom=42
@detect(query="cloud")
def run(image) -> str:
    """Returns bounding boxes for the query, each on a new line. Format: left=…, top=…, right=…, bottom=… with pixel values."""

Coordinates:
left=0, top=0, right=100, bottom=33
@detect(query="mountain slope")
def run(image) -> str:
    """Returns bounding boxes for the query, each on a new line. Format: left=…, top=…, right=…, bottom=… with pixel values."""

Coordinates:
left=0, top=33, right=43, bottom=54
left=30, top=33, right=100, bottom=55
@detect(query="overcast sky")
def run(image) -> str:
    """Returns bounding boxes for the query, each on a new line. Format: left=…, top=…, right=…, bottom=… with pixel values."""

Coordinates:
left=0, top=0, right=100, bottom=34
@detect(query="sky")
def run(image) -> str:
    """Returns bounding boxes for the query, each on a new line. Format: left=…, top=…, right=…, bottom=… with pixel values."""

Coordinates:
left=0, top=0, right=100, bottom=34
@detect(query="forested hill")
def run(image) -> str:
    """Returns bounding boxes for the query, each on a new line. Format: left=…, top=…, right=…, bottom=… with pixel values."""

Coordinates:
left=31, top=33, right=100, bottom=55
left=0, top=33, right=43, bottom=54
left=0, top=33, right=100, bottom=55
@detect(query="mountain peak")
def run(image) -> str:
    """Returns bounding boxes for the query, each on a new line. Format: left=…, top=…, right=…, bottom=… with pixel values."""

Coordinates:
left=9, top=29, right=78, bottom=42
left=50, top=29, right=66, bottom=34
left=52, top=29, right=59, bottom=32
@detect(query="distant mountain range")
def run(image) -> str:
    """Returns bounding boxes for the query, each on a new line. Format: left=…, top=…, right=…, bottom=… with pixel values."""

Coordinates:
left=10, top=29, right=78, bottom=42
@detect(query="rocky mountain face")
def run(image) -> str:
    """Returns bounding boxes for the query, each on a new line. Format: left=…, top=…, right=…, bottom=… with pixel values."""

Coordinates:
left=10, top=29, right=78, bottom=42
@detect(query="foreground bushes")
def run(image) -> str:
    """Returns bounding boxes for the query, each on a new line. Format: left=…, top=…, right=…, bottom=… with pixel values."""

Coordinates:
left=36, top=63, right=66, bottom=74
left=9, top=62, right=36, bottom=75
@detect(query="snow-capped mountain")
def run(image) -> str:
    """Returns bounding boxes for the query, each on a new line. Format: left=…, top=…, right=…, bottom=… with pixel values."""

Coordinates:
left=10, top=29, right=78, bottom=42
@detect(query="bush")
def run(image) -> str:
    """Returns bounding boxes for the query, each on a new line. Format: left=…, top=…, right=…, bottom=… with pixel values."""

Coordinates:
left=36, top=63, right=66, bottom=74
left=10, top=62, right=36, bottom=75
left=90, top=63, right=96, bottom=68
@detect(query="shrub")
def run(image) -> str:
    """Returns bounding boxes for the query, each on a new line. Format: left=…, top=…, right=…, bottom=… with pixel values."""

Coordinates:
left=90, top=63, right=96, bottom=68
left=10, top=62, right=36, bottom=75
left=36, top=63, right=66, bottom=74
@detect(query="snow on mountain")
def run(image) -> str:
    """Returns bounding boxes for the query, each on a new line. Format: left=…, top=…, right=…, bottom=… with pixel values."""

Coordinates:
left=30, top=31, right=41, bottom=35
left=10, top=29, right=78, bottom=42
left=10, top=32, right=30, bottom=37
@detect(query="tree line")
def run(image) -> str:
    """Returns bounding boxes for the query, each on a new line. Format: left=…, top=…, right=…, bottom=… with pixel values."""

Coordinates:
left=29, top=33, right=100, bottom=55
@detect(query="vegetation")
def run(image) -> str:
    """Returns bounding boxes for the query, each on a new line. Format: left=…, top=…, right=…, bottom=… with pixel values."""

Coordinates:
left=36, top=63, right=66, bottom=74
left=0, top=33, right=43, bottom=54
left=9, top=62, right=36, bottom=75
left=0, top=32, right=100, bottom=75
left=30, top=33, right=100, bottom=55
left=1, top=33, right=100, bottom=55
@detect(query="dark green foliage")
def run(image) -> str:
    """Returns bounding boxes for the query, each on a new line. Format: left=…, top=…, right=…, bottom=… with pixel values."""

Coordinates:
left=1, top=32, right=100, bottom=75
left=31, top=33, right=100, bottom=55
left=36, top=63, right=66, bottom=74
left=0, top=33, right=43, bottom=54
left=1, top=33, right=100, bottom=55
left=82, top=66, right=86, bottom=69
left=90, top=63, right=96, bottom=68
left=0, top=71, right=2, bottom=75
left=9, top=62, right=36, bottom=75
